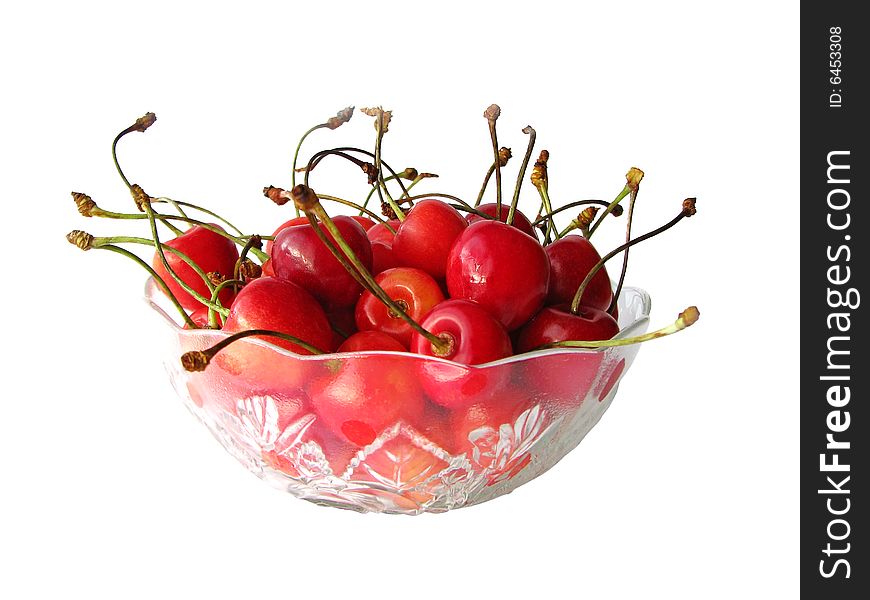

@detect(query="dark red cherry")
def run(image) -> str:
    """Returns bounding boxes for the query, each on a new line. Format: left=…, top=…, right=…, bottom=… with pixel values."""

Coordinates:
left=271, top=215, right=373, bottom=310
left=515, top=304, right=619, bottom=353
left=264, top=216, right=309, bottom=255
left=392, top=200, right=468, bottom=280
left=446, top=220, right=549, bottom=331
left=545, top=235, right=613, bottom=311
left=366, top=219, right=401, bottom=244
left=337, top=330, right=407, bottom=352
left=350, top=215, right=376, bottom=231
left=371, top=240, right=399, bottom=275
left=355, top=267, right=445, bottom=347
left=466, top=202, right=537, bottom=238
left=152, top=224, right=239, bottom=311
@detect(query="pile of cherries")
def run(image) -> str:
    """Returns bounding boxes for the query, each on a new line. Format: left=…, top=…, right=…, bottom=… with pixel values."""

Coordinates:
left=67, top=106, right=699, bottom=426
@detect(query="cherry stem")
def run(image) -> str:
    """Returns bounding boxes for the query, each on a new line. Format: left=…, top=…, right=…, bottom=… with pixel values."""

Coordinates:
left=95, top=244, right=198, bottom=329
left=304, top=147, right=412, bottom=200
left=293, top=185, right=449, bottom=353
left=537, top=306, right=700, bottom=350
left=233, top=234, right=262, bottom=281
left=531, top=199, right=612, bottom=226
left=536, top=185, right=557, bottom=244
left=474, top=163, right=497, bottom=207
left=485, top=107, right=503, bottom=219
left=208, top=278, right=243, bottom=328
left=571, top=200, right=697, bottom=314
left=88, top=235, right=229, bottom=316
left=508, top=126, right=536, bottom=226
left=181, top=328, right=327, bottom=372
left=142, top=199, right=234, bottom=316
left=402, top=192, right=492, bottom=219
left=317, top=194, right=396, bottom=232
left=607, top=188, right=638, bottom=314
left=151, top=197, right=243, bottom=236
left=81, top=204, right=268, bottom=262
left=587, top=185, right=631, bottom=239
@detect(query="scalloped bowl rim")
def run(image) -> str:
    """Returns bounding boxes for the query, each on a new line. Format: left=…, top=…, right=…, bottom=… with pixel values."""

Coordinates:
left=144, top=278, right=651, bottom=369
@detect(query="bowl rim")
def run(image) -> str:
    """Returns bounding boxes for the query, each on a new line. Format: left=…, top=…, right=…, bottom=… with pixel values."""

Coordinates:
left=144, top=278, right=651, bottom=369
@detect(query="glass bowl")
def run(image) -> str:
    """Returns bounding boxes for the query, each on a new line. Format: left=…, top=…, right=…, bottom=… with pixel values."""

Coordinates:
left=146, top=279, right=651, bottom=514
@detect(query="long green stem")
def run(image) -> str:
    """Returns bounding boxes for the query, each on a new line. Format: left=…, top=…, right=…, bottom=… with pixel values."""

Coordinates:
left=608, top=189, right=638, bottom=314
left=536, top=307, right=699, bottom=350
left=531, top=199, right=612, bottom=226
left=475, top=164, right=496, bottom=207
left=508, top=126, right=536, bottom=225
left=96, top=244, right=197, bottom=328
left=587, top=185, right=631, bottom=238
left=151, top=197, right=243, bottom=235
left=181, top=329, right=327, bottom=372
left=570, top=205, right=694, bottom=314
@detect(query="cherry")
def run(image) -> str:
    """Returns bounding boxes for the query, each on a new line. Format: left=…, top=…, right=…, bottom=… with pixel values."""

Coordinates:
left=308, top=355, right=425, bottom=446
left=446, top=220, right=550, bottom=331
left=350, top=215, right=376, bottom=231
left=366, top=219, right=401, bottom=244
left=466, top=202, right=536, bottom=238
left=515, top=304, right=619, bottom=353
left=185, top=304, right=213, bottom=329
left=271, top=215, right=373, bottom=310
left=545, top=235, right=613, bottom=311
left=409, top=299, right=512, bottom=409
left=264, top=216, right=309, bottom=255
left=519, top=351, right=604, bottom=409
left=337, top=330, right=406, bottom=352
left=355, top=267, right=445, bottom=347
left=366, top=219, right=401, bottom=274
left=392, top=200, right=468, bottom=280
left=152, top=224, right=240, bottom=311
left=261, top=257, right=276, bottom=278
left=222, top=277, right=333, bottom=356
left=450, top=388, right=528, bottom=457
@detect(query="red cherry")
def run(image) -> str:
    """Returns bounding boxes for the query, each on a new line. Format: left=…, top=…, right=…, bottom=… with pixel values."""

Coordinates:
left=520, top=352, right=604, bottom=409
left=223, top=277, right=333, bottom=356
left=450, top=389, right=528, bottom=456
left=370, top=240, right=398, bottom=275
left=355, top=267, right=445, bottom=347
left=392, top=200, right=468, bottom=280
left=152, top=224, right=239, bottom=310
left=271, top=215, right=373, bottom=310
left=261, top=257, right=275, bottom=278
left=409, top=299, right=512, bottom=409
left=185, top=304, right=214, bottom=329
left=366, top=219, right=400, bottom=244
left=264, top=216, right=309, bottom=255
left=466, top=203, right=537, bottom=238
left=337, top=330, right=407, bottom=352
left=350, top=215, right=376, bottom=231
left=545, top=235, right=613, bottom=311
left=515, top=304, right=619, bottom=353
left=446, top=220, right=550, bottom=331
left=308, top=355, right=425, bottom=446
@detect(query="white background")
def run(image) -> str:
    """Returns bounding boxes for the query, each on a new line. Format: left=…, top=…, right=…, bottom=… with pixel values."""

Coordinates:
left=1, top=2, right=799, bottom=598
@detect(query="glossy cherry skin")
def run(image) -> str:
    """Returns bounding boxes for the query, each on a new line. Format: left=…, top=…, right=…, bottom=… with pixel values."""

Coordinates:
left=366, top=219, right=400, bottom=244
left=152, top=224, right=240, bottom=311
left=337, top=330, right=407, bottom=352
left=466, top=203, right=537, bottom=238
left=446, top=220, right=550, bottom=331
left=308, top=355, right=425, bottom=446
left=370, top=240, right=399, bottom=275
left=355, top=267, right=445, bottom=347
left=410, top=299, right=513, bottom=409
left=264, top=216, right=310, bottom=255
left=214, top=277, right=332, bottom=392
left=392, top=200, right=468, bottom=280
left=271, top=215, right=373, bottom=310
left=222, top=277, right=333, bottom=355
left=350, top=215, right=376, bottom=231
left=545, top=235, right=613, bottom=311
left=515, top=304, right=619, bottom=353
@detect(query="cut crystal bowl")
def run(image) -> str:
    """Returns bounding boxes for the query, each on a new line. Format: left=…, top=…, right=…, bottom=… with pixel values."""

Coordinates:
left=147, top=279, right=651, bottom=515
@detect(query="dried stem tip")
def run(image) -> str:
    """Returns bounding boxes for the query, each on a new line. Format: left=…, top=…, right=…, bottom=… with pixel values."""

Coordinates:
left=72, top=191, right=96, bottom=217
left=130, top=184, right=150, bottom=212
left=626, top=166, right=644, bottom=190
left=678, top=306, right=700, bottom=328
left=263, top=185, right=290, bottom=206
left=207, top=272, right=226, bottom=286
left=682, top=197, right=697, bottom=216
left=361, top=162, right=378, bottom=185
left=291, top=184, right=319, bottom=212
left=611, top=204, right=624, bottom=217
left=483, top=104, right=501, bottom=122
left=134, top=112, right=157, bottom=132
left=360, top=107, right=392, bottom=134
left=66, top=230, right=94, bottom=251
left=576, top=207, right=599, bottom=230
left=400, top=167, right=419, bottom=180
left=326, top=106, right=354, bottom=130
left=181, top=350, right=211, bottom=372
left=498, top=147, right=512, bottom=167
left=530, top=150, right=549, bottom=188
left=238, top=259, right=262, bottom=281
